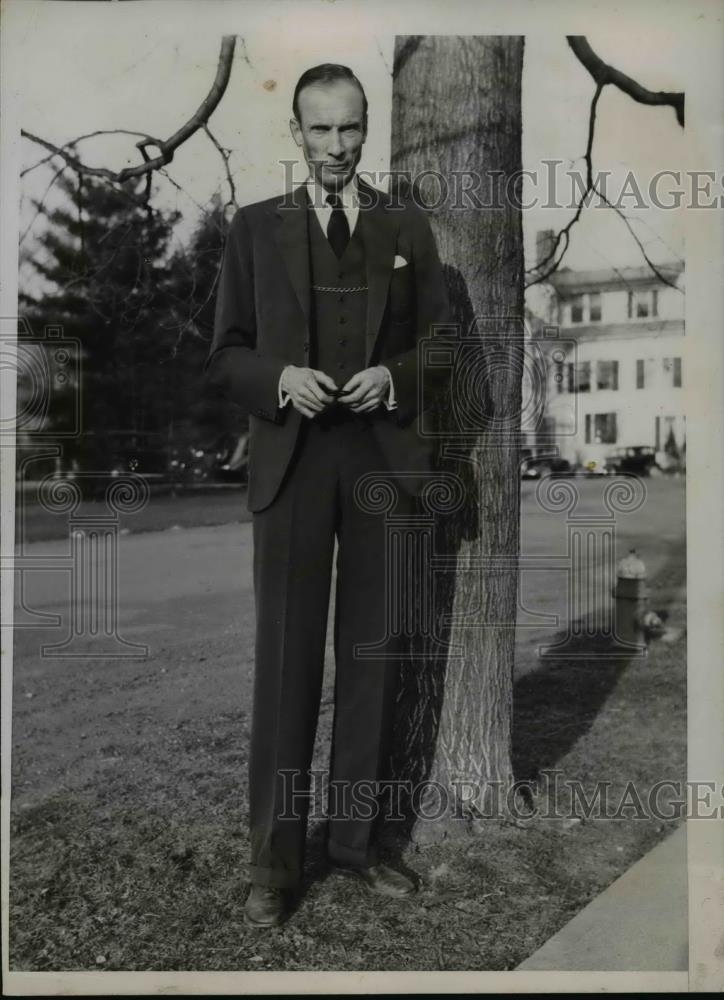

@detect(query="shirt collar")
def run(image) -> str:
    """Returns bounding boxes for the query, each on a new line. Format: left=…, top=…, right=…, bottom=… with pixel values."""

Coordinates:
left=305, top=173, right=359, bottom=209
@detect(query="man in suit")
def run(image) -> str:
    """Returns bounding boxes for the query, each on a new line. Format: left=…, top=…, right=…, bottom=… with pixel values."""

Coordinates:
left=204, top=63, right=451, bottom=927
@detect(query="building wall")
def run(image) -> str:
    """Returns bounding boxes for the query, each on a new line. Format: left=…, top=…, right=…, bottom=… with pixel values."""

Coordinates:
left=558, top=284, right=684, bottom=328
left=539, top=304, right=685, bottom=468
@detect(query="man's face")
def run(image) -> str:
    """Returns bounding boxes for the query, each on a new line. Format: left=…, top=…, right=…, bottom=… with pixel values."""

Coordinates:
left=290, top=80, right=367, bottom=192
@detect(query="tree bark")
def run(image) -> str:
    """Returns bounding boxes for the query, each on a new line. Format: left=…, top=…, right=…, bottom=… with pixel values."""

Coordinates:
left=389, top=36, right=524, bottom=842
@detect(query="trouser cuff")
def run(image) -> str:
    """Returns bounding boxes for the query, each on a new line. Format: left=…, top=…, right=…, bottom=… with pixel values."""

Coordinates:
left=248, top=862, right=301, bottom=889
left=327, top=837, right=378, bottom=869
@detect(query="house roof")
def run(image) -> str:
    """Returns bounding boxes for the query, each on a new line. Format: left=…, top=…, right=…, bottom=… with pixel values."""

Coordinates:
left=548, top=262, right=684, bottom=296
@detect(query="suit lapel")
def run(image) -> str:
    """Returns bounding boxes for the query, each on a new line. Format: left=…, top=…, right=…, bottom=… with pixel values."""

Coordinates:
left=274, top=185, right=311, bottom=331
left=357, top=180, right=398, bottom=365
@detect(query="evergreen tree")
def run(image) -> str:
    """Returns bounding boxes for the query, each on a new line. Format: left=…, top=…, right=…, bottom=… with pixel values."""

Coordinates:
left=20, top=175, right=247, bottom=487
left=21, top=173, right=182, bottom=474
left=163, top=194, right=248, bottom=460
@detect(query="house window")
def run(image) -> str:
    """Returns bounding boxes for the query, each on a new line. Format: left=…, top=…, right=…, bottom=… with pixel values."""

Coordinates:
left=596, top=360, right=619, bottom=390
left=594, top=412, right=617, bottom=444
left=567, top=361, right=591, bottom=392
left=663, top=357, right=683, bottom=387
left=568, top=292, right=602, bottom=324
left=636, top=359, right=645, bottom=389
left=628, top=288, right=658, bottom=319
left=570, top=295, right=584, bottom=324
left=586, top=413, right=617, bottom=444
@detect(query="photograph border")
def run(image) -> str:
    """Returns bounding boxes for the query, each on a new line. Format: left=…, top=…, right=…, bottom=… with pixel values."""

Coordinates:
left=1, top=0, right=722, bottom=993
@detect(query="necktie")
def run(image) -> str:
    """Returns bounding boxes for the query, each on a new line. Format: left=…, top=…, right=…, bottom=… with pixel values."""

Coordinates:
left=326, top=192, right=350, bottom=259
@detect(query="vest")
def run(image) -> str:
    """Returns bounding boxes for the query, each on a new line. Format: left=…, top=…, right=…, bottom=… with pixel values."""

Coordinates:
left=308, top=207, right=368, bottom=382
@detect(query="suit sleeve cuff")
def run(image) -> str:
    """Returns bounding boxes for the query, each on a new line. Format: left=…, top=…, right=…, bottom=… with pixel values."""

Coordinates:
left=278, top=367, right=292, bottom=408
left=379, top=365, right=397, bottom=410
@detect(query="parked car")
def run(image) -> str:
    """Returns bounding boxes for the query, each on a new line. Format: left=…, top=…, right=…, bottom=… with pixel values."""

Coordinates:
left=56, top=431, right=169, bottom=499
left=167, top=444, right=215, bottom=487
left=603, top=446, right=660, bottom=476
left=520, top=455, right=573, bottom=479
left=166, top=433, right=250, bottom=488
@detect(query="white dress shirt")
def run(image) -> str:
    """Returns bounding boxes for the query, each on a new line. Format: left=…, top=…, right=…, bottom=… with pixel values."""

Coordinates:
left=305, top=174, right=360, bottom=238
left=277, top=174, right=396, bottom=411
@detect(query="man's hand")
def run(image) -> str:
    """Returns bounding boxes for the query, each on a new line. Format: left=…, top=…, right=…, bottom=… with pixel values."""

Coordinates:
left=338, top=366, right=391, bottom=413
left=280, top=366, right=338, bottom=419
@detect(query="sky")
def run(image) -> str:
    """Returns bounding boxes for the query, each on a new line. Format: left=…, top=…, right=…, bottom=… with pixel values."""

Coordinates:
left=6, top=0, right=688, bottom=292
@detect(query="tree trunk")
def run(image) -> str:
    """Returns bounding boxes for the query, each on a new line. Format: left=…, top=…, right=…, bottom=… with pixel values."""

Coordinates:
left=389, top=36, right=525, bottom=841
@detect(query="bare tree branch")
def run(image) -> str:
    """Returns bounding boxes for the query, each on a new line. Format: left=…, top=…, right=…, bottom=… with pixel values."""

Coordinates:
left=526, top=83, right=603, bottom=286
left=593, top=183, right=682, bottom=289
left=526, top=36, right=684, bottom=289
left=374, top=36, right=393, bottom=76
left=21, top=35, right=238, bottom=185
left=19, top=164, right=67, bottom=244
left=158, top=168, right=226, bottom=234
left=20, top=131, right=156, bottom=178
left=567, top=36, right=685, bottom=127
left=203, top=125, right=237, bottom=208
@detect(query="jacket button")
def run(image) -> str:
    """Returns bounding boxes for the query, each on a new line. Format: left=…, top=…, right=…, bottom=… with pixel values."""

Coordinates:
left=303, top=342, right=310, bottom=351
left=339, top=316, right=346, bottom=325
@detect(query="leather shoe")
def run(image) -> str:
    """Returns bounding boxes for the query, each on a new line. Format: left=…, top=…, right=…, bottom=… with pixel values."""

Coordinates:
left=243, top=884, right=288, bottom=927
left=331, top=862, right=418, bottom=898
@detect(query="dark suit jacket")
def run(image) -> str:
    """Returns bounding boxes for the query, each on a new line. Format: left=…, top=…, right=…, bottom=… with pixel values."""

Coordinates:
left=204, top=178, right=452, bottom=512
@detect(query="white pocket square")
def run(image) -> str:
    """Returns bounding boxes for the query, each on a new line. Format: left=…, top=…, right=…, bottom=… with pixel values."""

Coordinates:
left=393, top=254, right=409, bottom=269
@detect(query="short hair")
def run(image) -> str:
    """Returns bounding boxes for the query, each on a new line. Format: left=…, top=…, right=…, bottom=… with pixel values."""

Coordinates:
left=292, top=63, right=368, bottom=126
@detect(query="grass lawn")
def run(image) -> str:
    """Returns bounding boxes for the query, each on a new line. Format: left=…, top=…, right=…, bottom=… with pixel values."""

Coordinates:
left=9, top=480, right=686, bottom=971
left=15, top=483, right=251, bottom=544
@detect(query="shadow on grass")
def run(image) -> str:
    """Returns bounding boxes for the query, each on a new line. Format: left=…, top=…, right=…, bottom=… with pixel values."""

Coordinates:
left=512, top=642, right=633, bottom=785
left=512, top=546, right=686, bottom=785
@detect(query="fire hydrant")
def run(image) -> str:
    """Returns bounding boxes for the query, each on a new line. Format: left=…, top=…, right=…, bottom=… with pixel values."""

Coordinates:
left=613, top=549, right=649, bottom=647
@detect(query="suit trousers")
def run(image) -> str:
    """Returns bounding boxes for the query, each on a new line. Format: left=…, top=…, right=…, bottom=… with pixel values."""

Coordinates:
left=248, top=408, right=410, bottom=888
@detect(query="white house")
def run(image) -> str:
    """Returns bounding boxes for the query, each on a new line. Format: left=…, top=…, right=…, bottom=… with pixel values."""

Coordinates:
left=529, top=260, right=685, bottom=470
